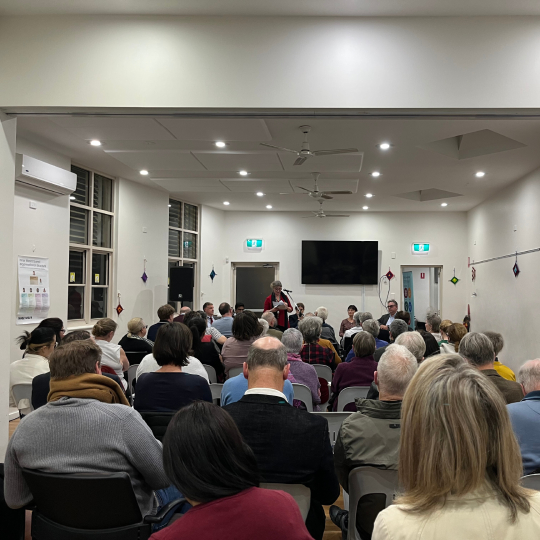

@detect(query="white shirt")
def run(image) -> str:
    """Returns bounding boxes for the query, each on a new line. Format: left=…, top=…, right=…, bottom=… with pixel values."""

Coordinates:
left=10, top=353, right=50, bottom=414
left=244, top=388, right=287, bottom=400
left=136, top=354, right=210, bottom=383
left=95, top=340, right=127, bottom=390
left=344, top=326, right=363, bottom=339
left=386, top=314, right=395, bottom=326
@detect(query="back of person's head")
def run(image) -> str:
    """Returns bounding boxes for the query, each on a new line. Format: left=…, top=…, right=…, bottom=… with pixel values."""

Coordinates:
left=518, top=359, right=540, bottom=395
left=395, top=311, right=411, bottom=325
left=17, top=327, right=56, bottom=354
left=218, top=302, right=231, bottom=316
left=377, top=344, right=418, bottom=397
left=127, top=317, right=145, bottom=336
left=258, top=318, right=269, bottom=337
left=458, top=332, right=494, bottom=367
left=61, top=330, right=91, bottom=344
left=315, top=306, right=328, bottom=321
left=352, top=311, right=363, bottom=326
left=281, top=328, right=303, bottom=354
left=298, top=316, right=322, bottom=344
left=92, top=318, right=117, bottom=338
left=36, top=317, right=64, bottom=344
left=163, top=401, right=259, bottom=504
left=426, top=313, right=441, bottom=332
left=359, top=311, right=373, bottom=324
left=157, top=304, right=175, bottom=321
left=389, top=319, right=408, bottom=340
left=362, top=319, right=380, bottom=338
left=232, top=311, right=263, bottom=341
left=352, top=331, right=376, bottom=358
left=399, top=353, right=530, bottom=521
left=187, top=317, right=206, bottom=354
left=246, top=337, right=287, bottom=373
left=180, top=306, right=191, bottom=314
left=183, top=310, right=202, bottom=327
left=260, top=311, right=275, bottom=325
left=49, top=340, right=101, bottom=379
left=483, top=331, right=504, bottom=357
left=446, top=323, right=467, bottom=351
left=418, top=330, right=440, bottom=359
left=395, top=331, right=426, bottom=363
left=154, top=322, right=192, bottom=367
left=440, top=319, right=453, bottom=335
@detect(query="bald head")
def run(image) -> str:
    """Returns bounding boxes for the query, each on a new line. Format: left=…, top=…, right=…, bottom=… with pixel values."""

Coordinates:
left=180, top=306, right=191, bottom=314
left=518, top=359, right=540, bottom=395
left=245, top=336, right=289, bottom=390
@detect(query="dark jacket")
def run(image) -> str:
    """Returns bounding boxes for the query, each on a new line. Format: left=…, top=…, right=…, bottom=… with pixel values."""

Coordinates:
left=374, top=344, right=390, bottom=362
left=321, top=322, right=339, bottom=348
left=482, top=369, right=523, bottom=404
left=377, top=314, right=391, bottom=326
left=224, top=394, right=339, bottom=540
left=147, top=321, right=168, bottom=343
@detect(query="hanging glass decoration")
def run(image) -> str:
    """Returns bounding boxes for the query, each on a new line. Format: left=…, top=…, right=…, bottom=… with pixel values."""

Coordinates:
left=116, top=292, right=124, bottom=315
left=513, top=252, right=520, bottom=277
left=209, top=265, right=217, bottom=283
left=141, top=258, right=148, bottom=283
left=450, top=268, right=460, bottom=285
left=385, top=268, right=395, bottom=281
left=471, top=267, right=476, bottom=281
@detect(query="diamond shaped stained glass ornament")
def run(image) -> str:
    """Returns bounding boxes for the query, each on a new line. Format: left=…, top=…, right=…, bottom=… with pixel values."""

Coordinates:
left=141, top=271, right=148, bottom=283
left=450, top=276, right=459, bottom=285
left=513, top=262, right=520, bottom=277
left=385, top=270, right=395, bottom=281
left=209, top=266, right=217, bottom=282
left=116, top=303, right=124, bottom=315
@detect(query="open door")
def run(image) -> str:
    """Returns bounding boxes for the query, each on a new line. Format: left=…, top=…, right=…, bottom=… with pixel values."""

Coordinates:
left=232, top=262, right=279, bottom=315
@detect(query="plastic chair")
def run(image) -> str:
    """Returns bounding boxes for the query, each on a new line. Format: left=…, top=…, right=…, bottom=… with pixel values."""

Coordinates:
left=204, top=364, right=217, bottom=384
left=210, top=383, right=224, bottom=404
left=126, top=365, right=139, bottom=402
left=347, top=466, right=399, bottom=540
left=521, top=473, right=540, bottom=491
left=260, top=483, right=311, bottom=522
left=228, top=366, right=243, bottom=379
left=12, top=384, right=33, bottom=415
left=312, top=411, right=352, bottom=447
left=139, top=411, right=175, bottom=442
left=21, top=469, right=184, bottom=540
left=337, top=386, right=370, bottom=412
left=124, top=351, right=148, bottom=365
left=292, top=383, right=313, bottom=412
left=312, top=364, right=332, bottom=384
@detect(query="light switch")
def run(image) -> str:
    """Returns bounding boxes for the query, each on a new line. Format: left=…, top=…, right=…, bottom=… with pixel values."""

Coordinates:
left=391, top=252, right=396, bottom=259
left=142, top=227, right=148, bottom=233
left=29, top=201, right=37, bottom=209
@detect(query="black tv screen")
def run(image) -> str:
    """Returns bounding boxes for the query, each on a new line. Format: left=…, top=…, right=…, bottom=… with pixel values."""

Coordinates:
left=301, top=240, right=378, bottom=285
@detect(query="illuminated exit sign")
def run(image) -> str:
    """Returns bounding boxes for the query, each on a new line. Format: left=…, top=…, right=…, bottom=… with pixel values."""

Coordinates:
left=412, top=243, right=430, bottom=254
left=246, top=239, right=264, bottom=251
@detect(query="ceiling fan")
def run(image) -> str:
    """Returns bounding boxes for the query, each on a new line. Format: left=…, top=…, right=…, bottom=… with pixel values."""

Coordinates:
left=303, top=200, right=350, bottom=219
left=260, top=125, right=359, bottom=166
left=283, top=172, right=353, bottom=200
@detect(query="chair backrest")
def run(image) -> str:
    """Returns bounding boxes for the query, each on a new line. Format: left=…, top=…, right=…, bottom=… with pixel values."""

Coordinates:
left=210, top=383, right=224, bottom=402
left=139, top=411, right=176, bottom=442
left=228, top=366, right=243, bottom=379
left=204, top=364, right=217, bottom=383
left=521, top=474, right=540, bottom=491
left=124, top=351, right=148, bottom=365
left=292, top=383, right=313, bottom=412
left=337, top=386, right=370, bottom=411
left=12, top=384, right=33, bottom=413
left=21, top=469, right=142, bottom=530
left=126, top=364, right=140, bottom=394
left=312, top=411, right=352, bottom=447
left=260, top=483, right=311, bottom=522
left=347, top=466, right=399, bottom=540
left=312, top=364, right=332, bottom=384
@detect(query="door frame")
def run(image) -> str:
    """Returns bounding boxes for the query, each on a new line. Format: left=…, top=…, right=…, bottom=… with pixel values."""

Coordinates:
left=231, top=262, right=280, bottom=312
left=399, top=264, right=443, bottom=318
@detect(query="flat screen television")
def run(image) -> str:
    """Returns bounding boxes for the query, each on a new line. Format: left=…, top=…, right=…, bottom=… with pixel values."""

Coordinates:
left=301, top=240, right=379, bottom=285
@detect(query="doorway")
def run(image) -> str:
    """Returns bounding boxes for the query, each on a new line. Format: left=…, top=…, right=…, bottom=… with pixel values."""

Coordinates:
left=232, top=262, right=279, bottom=315
left=401, top=265, right=442, bottom=329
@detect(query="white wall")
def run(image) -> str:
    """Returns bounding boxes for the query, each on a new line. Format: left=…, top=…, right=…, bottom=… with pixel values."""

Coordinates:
left=467, top=166, right=540, bottom=372
left=2, top=16, right=540, bottom=108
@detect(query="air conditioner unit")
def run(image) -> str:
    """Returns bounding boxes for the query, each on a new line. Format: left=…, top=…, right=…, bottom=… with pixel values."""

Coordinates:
left=15, top=154, right=77, bottom=196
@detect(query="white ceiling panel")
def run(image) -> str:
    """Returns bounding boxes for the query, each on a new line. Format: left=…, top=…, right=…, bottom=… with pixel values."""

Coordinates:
left=156, top=118, right=272, bottom=142
left=292, top=179, right=359, bottom=193
left=106, top=151, right=206, bottom=170
left=280, top=153, right=364, bottom=172
left=221, top=180, right=293, bottom=193
left=152, top=178, right=230, bottom=192
left=193, top=152, right=284, bottom=172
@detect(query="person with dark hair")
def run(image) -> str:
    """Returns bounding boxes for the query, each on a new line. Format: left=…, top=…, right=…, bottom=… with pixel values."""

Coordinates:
left=189, top=317, right=225, bottom=382
left=234, top=302, right=245, bottom=315
left=212, top=302, right=234, bottom=337
left=339, top=305, right=357, bottom=338
left=418, top=330, right=441, bottom=359
left=203, top=302, right=215, bottom=327
left=148, top=304, right=176, bottom=342
left=11, top=327, right=56, bottom=415
left=395, top=310, right=413, bottom=331
left=378, top=300, right=399, bottom=331
left=222, top=312, right=263, bottom=377
left=150, top=402, right=312, bottom=540
left=31, top=317, right=65, bottom=347
left=135, top=323, right=212, bottom=412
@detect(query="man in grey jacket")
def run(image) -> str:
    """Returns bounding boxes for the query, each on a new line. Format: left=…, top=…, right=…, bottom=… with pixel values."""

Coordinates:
left=331, top=344, right=418, bottom=540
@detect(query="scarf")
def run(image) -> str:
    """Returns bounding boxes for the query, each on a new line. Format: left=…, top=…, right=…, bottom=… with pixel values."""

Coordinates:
left=48, top=373, right=130, bottom=406
left=271, top=291, right=289, bottom=328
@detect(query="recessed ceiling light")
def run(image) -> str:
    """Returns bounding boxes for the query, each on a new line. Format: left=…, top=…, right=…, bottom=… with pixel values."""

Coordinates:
left=256, top=192, right=264, bottom=197
left=223, top=201, right=230, bottom=206
left=239, top=170, right=249, bottom=176
left=215, top=141, right=226, bottom=148
left=363, top=206, right=369, bottom=210
left=475, top=171, right=485, bottom=178
left=379, top=143, right=391, bottom=150
left=365, top=193, right=373, bottom=198
left=266, top=205, right=273, bottom=209
left=70, top=196, right=76, bottom=200
left=441, top=203, right=448, bottom=207
left=90, top=140, right=101, bottom=146
left=371, top=171, right=381, bottom=177
left=140, top=170, right=149, bottom=175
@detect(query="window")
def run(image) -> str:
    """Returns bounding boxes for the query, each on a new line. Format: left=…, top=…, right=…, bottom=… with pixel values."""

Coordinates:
left=69, top=165, right=114, bottom=322
left=168, top=199, right=199, bottom=310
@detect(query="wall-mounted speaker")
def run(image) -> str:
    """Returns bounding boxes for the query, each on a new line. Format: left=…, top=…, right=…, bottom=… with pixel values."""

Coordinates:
left=169, top=267, right=194, bottom=303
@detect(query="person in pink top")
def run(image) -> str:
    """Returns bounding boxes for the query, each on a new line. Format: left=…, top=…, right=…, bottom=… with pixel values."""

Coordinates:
left=150, top=401, right=312, bottom=540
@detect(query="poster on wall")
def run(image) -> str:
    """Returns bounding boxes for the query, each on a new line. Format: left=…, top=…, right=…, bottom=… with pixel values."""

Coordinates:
left=402, top=271, right=415, bottom=330
left=17, top=256, right=50, bottom=325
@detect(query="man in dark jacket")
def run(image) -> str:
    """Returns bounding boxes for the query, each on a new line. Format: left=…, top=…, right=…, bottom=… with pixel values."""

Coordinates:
left=224, top=337, right=340, bottom=540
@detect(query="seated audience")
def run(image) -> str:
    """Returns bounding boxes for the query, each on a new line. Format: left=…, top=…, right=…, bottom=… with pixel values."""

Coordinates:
left=282, top=328, right=322, bottom=410
left=345, top=319, right=387, bottom=362
left=148, top=304, right=175, bottom=342
left=173, top=306, right=191, bottom=323
left=224, top=338, right=340, bottom=540
left=374, top=319, right=409, bottom=361
left=440, top=322, right=467, bottom=354
left=395, top=331, right=426, bottom=363
left=118, top=317, right=154, bottom=353
left=508, top=359, right=540, bottom=475
left=203, top=302, right=215, bottom=327
left=438, top=319, right=453, bottom=345
left=136, top=351, right=209, bottom=382
left=151, top=401, right=312, bottom=540
left=425, top=313, right=442, bottom=342
left=372, top=354, right=540, bottom=539
left=186, top=310, right=228, bottom=345
left=339, top=304, right=357, bottom=338
left=32, top=317, right=65, bottom=347
left=343, top=312, right=373, bottom=355
left=459, top=332, right=523, bottom=405
left=395, top=310, right=413, bottom=331
left=315, top=306, right=338, bottom=347
left=222, top=312, right=263, bottom=377
left=418, top=330, right=441, bottom=359
left=234, top=302, right=245, bottom=315
left=484, top=331, right=516, bottom=381
left=92, top=318, right=129, bottom=389
left=258, top=318, right=269, bottom=337
left=288, top=302, right=305, bottom=329
left=331, top=344, right=418, bottom=539
left=11, top=327, right=55, bottom=415
left=211, top=302, right=234, bottom=337
left=330, top=332, right=378, bottom=411
left=188, top=317, right=225, bottom=382
left=261, top=310, right=283, bottom=340
left=378, top=300, right=398, bottom=331
left=299, top=316, right=336, bottom=371
left=4, top=340, right=170, bottom=518
left=135, top=323, right=212, bottom=412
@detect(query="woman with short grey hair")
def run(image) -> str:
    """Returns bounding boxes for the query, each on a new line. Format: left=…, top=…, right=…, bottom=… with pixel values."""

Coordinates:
left=263, top=280, right=293, bottom=332
left=298, top=317, right=336, bottom=370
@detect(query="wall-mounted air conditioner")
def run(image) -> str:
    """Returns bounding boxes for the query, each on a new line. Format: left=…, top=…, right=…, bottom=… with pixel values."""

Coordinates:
left=15, top=154, right=76, bottom=196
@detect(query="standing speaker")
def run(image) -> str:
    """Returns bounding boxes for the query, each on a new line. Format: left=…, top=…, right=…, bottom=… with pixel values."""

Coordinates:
left=169, top=267, right=194, bottom=303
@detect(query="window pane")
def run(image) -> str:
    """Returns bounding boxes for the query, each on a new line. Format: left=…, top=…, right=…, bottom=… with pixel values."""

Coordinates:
left=169, top=199, right=182, bottom=228
left=184, top=203, right=198, bottom=232
left=93, top=174, right=113, bottom=212
left=91, top=288, right=108, bottom=319
left=168, top=229, right=181, bottom=257
left=71, top=166, right=90, bottom=206
left=68, top=286, right=84, bottom=320
left=92, top=212, right=112, bottom=248
left=92, top=253, right=109, bottom=285
left=69, top=251, right=85, bottom=284
left=70, top=206, right=89, bottom=244
left=183, top=232, right=197, bottom=259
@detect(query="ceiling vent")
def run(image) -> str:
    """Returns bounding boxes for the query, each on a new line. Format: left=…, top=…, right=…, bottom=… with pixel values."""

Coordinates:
left=394, top=189, right=462, bottom=202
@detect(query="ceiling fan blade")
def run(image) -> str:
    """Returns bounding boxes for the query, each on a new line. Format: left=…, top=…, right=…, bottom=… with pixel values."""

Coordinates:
left=321, top=194, right=333, bottom=200
left=302, top=215, right=318, bottom=218
left=294, top=156, right=308, bottom=166
left=323, top=190, right=354, bottom=195
left=312, top=148, right=359, bottom=156
left=259, top=143, right=298, bottom=154
left=296, top=186, right=312, bottom=193
left=325, top=214, right=350, bottom=217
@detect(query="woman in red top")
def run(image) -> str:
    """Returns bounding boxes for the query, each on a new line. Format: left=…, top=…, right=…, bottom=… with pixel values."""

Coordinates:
left=263, top=280, right=293, bottom=332
left=151, top=402, right=312, bottom=540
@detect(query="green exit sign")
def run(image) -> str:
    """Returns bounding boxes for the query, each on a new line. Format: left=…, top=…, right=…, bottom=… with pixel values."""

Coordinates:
left=412, top=243, right=430, bottom=254
left=247, top=239, right=263, bottom=248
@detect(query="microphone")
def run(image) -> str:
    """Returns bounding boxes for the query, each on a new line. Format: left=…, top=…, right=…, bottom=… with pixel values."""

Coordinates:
left=283, top=288, right=293, bottom=293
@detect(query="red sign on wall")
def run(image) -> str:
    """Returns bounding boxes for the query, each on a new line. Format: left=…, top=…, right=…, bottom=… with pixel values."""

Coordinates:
left=420, top=272, right=425, bottom=279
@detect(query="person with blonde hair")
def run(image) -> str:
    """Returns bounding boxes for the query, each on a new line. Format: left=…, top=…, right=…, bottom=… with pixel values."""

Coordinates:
left=439, top=322, right=467, bottom=354
left=372, top=353, right=540, bottom=539
left=92, top=318, right=129, bottom=389
left=118, top=317, right=154, bottom=354
left=438, top=319, right=453, bottom=345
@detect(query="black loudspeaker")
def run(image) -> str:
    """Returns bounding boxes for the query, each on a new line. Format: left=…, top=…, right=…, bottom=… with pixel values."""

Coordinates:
left=169, top=267, right=194, bottom=303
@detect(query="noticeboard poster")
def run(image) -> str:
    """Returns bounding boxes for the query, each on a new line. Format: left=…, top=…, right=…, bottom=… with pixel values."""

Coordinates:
left=402, top=271, right=415, bottom=330
left=17, top=256, right=50, bottom=325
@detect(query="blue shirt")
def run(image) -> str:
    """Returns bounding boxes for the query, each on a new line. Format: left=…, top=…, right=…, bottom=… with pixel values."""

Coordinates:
left=508, top=390, right=539, bottom=475
left=220, top=375, right=294, bottom=406
left=345, top=338, right=388, bottom=362
left=212, top=316, right=234, bottom=337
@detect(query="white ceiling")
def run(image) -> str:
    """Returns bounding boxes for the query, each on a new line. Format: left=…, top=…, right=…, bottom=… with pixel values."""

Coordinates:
left=2, top=0, right=540, bottom=16
left=14, top=114, right=540, bottom=213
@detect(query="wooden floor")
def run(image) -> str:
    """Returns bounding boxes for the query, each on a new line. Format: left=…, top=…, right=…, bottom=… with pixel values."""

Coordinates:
left=10, top=418, right=344, bottom=539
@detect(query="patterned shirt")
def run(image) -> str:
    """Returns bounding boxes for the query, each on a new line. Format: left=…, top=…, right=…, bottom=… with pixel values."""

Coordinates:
left=300, top=343, right=336, bottom=371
